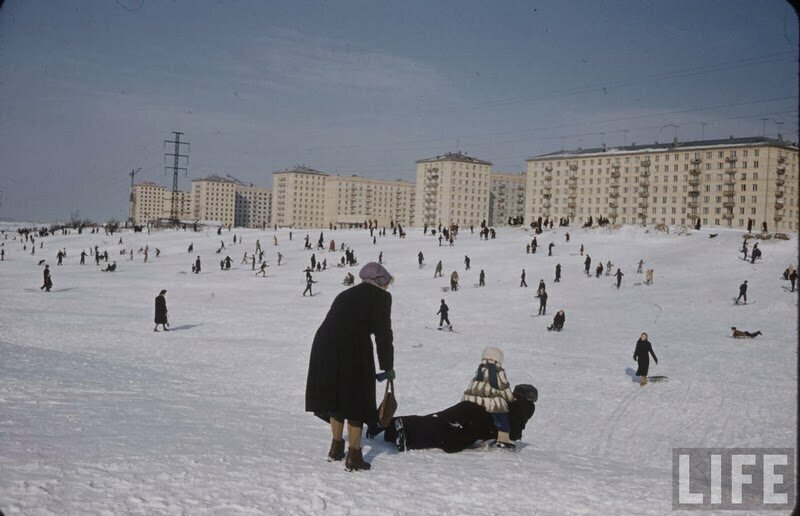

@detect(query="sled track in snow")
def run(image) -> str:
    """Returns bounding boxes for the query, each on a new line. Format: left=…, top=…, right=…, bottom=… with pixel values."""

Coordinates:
left=596, top=387, right=646, bottom=457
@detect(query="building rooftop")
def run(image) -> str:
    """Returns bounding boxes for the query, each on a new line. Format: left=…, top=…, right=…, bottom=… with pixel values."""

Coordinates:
left=416, top=152, right=492, bottom=166
left=528, top=136, right=797, bottom=161
left=274, top=165, right=328, bottom=176
left=191, top=175, right=236, bottom=183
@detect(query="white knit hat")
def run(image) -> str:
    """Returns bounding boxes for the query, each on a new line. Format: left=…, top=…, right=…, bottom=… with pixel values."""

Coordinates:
left=482, top=346, right=504, bottom=365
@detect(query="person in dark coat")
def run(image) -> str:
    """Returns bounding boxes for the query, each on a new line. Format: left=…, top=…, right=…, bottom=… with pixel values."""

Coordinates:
left=790, top=269, right=798, bottom=292
left=547, top=310, right=565, bottom=331
left=154, top=289, right=169, bottom=332
left=305, top=262, right=394, bottom=472
left=384, top=384, right=537, bottom=453
left=633, top=332, right=658, bottom=386
left=736, top=280, right=748, bottom=304
left=555, top=263, right=561, bottom=282
left=478, top=269, right=485, bottom=287
left=584, top=255, right=591, bottom=275
left=41, top=264, right=53, bottom=292
left=418, top=251, right=424, bottom=267
left=548, top=242, right=554, bottom=256
left=538, top=290, right=548, bottom=315
left=520, top=269, right=528, bottom=287
left=194, top=256, right=201, bottom=274
left=615, top=268, right=624, bottom=289
left=437, top=299, right=451, bottom=328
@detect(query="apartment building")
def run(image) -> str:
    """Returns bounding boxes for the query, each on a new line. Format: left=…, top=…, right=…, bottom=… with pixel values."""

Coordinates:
left=323, top=175, right=415, bottom=228
left=489, top=172, right=526, bottom=225
left=191, top=176, right=236, bottom=226
left=130, top=182, right=191, bottom=225
left=271, top=166, right=328, bottom=228
left=525, top=136, right=799, bottom=231
left=414, top=152, right=492, bottom=227
left=234, top=184, right=272, bottom=229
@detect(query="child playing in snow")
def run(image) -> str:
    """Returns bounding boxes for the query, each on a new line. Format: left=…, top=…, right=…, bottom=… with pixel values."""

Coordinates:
left=462, top=346, right=516, bottom=449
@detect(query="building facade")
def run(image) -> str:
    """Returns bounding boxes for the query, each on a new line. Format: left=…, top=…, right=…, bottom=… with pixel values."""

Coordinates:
left=191, top=176, right=236, bottom=226
left=414, top=152, right=492, bottom=228
left=234, top=184, right=272, bottom=228
left=525, top=137, right=799, bottom=231
left=271, top=166, right=328, bottom=228
left=130, top=182, right=192, bottom=225
left=323, top=175, right=415, bottom=227
left=489, top=172, right=526, bottom=225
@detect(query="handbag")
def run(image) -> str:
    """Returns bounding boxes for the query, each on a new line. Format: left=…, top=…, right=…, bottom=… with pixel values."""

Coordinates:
left=377, top=380, right=397, bottom=428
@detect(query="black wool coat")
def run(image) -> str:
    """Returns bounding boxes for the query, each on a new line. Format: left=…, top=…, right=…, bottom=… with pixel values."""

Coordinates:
left=383, top=398, right=536, bottom=453
left=633, top=339, right=657, bottom=376
left=154, top=295, right=168, bottom=324
left=305, top=282, right=393, bottom=425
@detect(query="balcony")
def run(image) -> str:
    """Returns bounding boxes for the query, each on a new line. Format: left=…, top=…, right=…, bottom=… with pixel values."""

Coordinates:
left=609, top=191, right=619, bottom=198
left=639, top=190, right=649, bottom=197
left=688, top=178, right=700, bottom=187
left=724, top=156, right=738, bottom=163
left=640, top=169, right=650, bottom=177
left=689, top=168, right=701, bottom=176
left=777, top=155, right=786, bottom=164
left=688, top=190, right=699, bottom=197
left=722, top=212, right=734, bottom=220
left=545, top=175, right=552, bottom=182
left=688, top=201, right=699, bottom=209
left=775, top=202, right=785, bottom=211
left=610, top=170, right=620, bottom=179
left=544, top=183, right=552, bottom=190
left=775, top=190, right=784, bottom=198
left=724, top=178, right=736, bottom=186
left=776, top=166, right=786, bottom=175
left=609, top=202, right=618, bottom=209
left=641, top=159, right=651, bottom=167
left=774, top=213, right=784, bottom=222
left=776, top=177, right=786, bottom=187
left=609, top=211, right=618, bottom=219
left=567, top=201, right=576, bottom=208
left=722, top=189, right=735, bottom=197
left=691, top=158, right=701, bottom=165
left=723, top=201, right=735, bottom=209
left=638, top=202, right=649, bottom=209
left=639, top=180, right=650, bottom=189
left=543, top=192, right=552, bottom=199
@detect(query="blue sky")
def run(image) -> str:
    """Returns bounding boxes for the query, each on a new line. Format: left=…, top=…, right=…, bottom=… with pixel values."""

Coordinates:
left=0, top=0, right=796, bottom=221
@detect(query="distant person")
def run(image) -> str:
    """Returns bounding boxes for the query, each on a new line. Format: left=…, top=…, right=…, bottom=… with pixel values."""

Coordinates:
left=633, top=333, right=658, bottom=386
left=154, top=289, right=169, bottom=332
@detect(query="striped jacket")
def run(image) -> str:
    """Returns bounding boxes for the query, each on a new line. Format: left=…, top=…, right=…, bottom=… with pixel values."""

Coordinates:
left=462, top=359, right=515, bottom=414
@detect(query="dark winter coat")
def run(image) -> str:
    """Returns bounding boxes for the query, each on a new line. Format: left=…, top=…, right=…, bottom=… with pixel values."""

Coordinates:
left=633, top=339, right=657, bottom=377
left=306, top=282, right=393, bottom=426
left=383, top=386, right=536, bottom=453
left=550, top=312, right=565, bottom=330
left=154, top=294, right=168, bottom=324
left=437, top=302, right=449, bottom=317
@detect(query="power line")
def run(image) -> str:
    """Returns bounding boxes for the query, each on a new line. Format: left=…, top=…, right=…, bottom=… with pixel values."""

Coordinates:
left=164, top=131, right=189, bottom=224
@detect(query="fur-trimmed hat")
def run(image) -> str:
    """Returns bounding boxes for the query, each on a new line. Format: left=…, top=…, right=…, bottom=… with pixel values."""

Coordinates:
left=482, top=346, right=504, bottom=365
left=359, top=262, right=393, bottom=287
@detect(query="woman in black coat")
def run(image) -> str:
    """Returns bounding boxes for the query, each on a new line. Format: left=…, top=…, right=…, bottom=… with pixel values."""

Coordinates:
left=633, top=332, right=658, bottom=386
left=305, top=262, right=394, bottom=472
left=154, top=289, right=168, bottom=332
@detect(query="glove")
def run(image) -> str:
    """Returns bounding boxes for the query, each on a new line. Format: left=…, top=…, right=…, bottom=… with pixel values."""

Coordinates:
left=376, top=369, right=395, bottom=382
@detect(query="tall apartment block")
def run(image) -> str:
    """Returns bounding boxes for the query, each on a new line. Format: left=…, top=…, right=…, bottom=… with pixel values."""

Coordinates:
left=414, top=152, right=492, bottom=228
left=130, top=182, right=191, bottom=225
left=271, top=166, right=328, bottom=228
left=191, top=176, right=237, bottom=227
left=489, top=172, right=526, bottom=225
left=323, top=175, right=415, bottom=228
left=525, top=137, right=798, bottom=231
left=234, top=183, right=272, bottom=228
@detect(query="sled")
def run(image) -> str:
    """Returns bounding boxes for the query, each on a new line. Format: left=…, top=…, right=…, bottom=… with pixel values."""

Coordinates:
left=647, top=375, right=669, bottom=383
left=441, top=287, right=451, bottom=292
left=632, top=282, right=643, bottom=286
left=732, top=298, right=754, bottom=305
left=425, top=325, right=457, bottom=333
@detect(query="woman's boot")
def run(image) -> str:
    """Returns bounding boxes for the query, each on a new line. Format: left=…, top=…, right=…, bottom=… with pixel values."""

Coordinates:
left=345, top=448, right=371, bottom=471
left=327, top=439, right=345, bottom=462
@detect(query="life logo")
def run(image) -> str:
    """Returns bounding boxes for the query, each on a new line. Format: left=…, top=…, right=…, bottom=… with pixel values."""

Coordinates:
left=672, top=448, right=794, bottom=510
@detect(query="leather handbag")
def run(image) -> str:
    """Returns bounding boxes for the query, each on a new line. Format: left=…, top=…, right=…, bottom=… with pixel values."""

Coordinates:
left=377, top=380, right=397, bottom=428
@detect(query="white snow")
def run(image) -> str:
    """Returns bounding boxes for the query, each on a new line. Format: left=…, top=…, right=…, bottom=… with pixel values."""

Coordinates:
left=0, top=224, right=795, bottom=514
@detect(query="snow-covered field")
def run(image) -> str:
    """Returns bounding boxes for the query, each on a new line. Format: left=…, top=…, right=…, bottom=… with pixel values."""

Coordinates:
left=0, top=223, right=796, bottom=515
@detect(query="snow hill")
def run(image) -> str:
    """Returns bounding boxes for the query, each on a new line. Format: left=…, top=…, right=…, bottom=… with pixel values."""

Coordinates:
left=0, top=224, right=796, bottom=514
